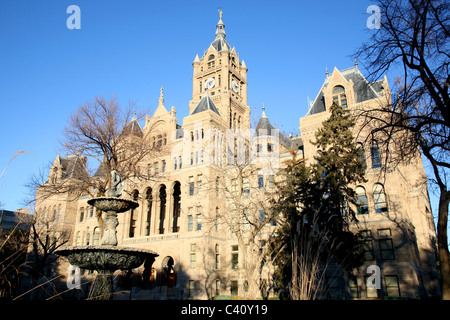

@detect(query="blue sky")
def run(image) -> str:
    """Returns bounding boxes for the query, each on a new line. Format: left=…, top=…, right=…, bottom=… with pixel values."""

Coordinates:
left=0, top=0, right=436, bottom=215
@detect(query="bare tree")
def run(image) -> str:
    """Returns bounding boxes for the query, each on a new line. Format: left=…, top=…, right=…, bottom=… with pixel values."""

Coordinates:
left=30, top=95, right=159, bottom=238
left=198, top=127, right=281, bottom=299
left=17, top=210, right=71, bottom=300
left=355, top=0, right=450, bottom=299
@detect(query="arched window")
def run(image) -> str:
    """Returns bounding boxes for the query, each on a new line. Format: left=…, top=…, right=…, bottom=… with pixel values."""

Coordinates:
left=159, top=185, right=167, bottom=234
left=79, top=207, right=84, bottom=222
left=75, top=231, right=81, bottom=246
left=145, top=188, right=153, bottom=236
left=93, top=227, right=100, bottom=245
left=355, top=186, right=369, bottom=215
left=370, top=140, right=381, bottom=168
left=85, top=227, right=90, bottom=245
left=373, top=184, right=388, bottom=213
left=129, top=190, right=139, bottom=238
left=208, top=54, right=215, bottom=61
left=172, top=182, right=181, bottom=233
left=332, top=85, right=348, bottom=108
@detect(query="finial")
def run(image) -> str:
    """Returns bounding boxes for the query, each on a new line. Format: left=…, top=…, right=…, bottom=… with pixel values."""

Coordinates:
left=354, top=58, right=358, bottom=68
left=218, top=8, right=223, bottom=20
left=325, top=66, right=329, bottom=76
left=158, top=86, right=164, bottom=106
left=262, top=103, right=265, bottom=112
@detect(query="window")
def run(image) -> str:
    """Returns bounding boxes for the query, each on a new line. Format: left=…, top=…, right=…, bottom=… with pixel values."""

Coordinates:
left=357, top=143, right=366, bottom=168
left=189, top=176, right=195, bottom=196
left=85, top=228, right=90, bottom=245
left=173, top=158, right=177, bottom=170
left=188, top=214, right=193, bottom=232
left=179, top=156, right=182, bottom=169
left=215, top=244, right=220, bottom=269
left=362, top=240, right=375, bottom=261
left=370, top=140, right=381, bottom=168
left=360, top=230, right=374, bottom=261
left=348, top=277, right=359, bottom=299
left=355, top=186, right=369, bottom=215
left=384, top=276, right=400, bottom=297
left=89, top=206, right=94, bottom=218
left=154, top=162, right=159, bottom=175
left=196, top=214, right=202, bottom=231
left=231, top=178, right=238, bottom=196
left=332, top=85, right=347, bottom=108
left=162, top=160, right=166, bottom=173
left=365, top=275, right=378, bottom=298
left=197, top=175, right=202, bottom=194
left=208, top=54, right=215, bottom=61
left=268, top=175, right=274, bottom=189
left=243, top=177, right=250, bottom=197
left=377, top=228, right=391, bottom=237
left=231, top=245, right=239, bottom=270
left=373, top=184, right=388, bottom=213
left=93, top=227, right=100, bottom=245
left=79, top=208, right=84, bottom=222
left=190, top=244, right=196, bottom=268
left=258, top=169, right=264, bottom=189
left=189, top=280, right=195, bottom=298
left=231, top=281, right=239, bottom=297
left=379, top=239, right=395, bottom=260
left=259, top=210, right=265, bottom=223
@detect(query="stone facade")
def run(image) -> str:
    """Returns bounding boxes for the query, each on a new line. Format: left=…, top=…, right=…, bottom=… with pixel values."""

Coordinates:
left=33, top=11, right=440, bottom=300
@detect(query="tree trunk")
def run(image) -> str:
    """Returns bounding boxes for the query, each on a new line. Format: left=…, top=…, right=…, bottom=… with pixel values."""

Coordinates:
left=437, top=190, right=450, bottom=300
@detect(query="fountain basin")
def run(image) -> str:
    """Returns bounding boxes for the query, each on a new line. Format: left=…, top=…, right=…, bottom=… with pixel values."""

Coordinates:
left=56, top=245, right=158, bottom=271
left=87, top=197, right=138, bottom=213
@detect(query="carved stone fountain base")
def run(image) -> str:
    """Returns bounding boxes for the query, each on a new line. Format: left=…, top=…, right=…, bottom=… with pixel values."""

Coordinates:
left=56, top=246, right=158, bottom=300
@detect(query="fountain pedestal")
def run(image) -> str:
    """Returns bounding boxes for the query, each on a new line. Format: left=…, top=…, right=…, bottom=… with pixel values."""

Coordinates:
left=56, top=196, right=158, bottom=300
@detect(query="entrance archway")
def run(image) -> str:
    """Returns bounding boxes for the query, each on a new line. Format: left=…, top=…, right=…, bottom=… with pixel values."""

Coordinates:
left=161, top=256, right=176, bottom=287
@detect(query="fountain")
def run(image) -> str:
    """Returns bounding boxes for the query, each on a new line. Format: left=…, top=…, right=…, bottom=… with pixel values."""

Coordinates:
left=56, top=171, right=159, bottom=300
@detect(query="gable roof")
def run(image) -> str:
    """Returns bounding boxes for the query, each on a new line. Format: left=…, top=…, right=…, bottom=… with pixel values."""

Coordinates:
left=121, top=116, right=144, bottom=138
left=306, top=66, right=384, bottom=116
left=255, top=108, right=292, bottom=149
left=191, top=92, right=221, bottom=116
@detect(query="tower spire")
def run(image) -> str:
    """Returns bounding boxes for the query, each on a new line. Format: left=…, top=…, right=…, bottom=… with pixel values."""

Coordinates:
left=215, top=8, right=226, bottom=39
left=158, top=86, right=164, bottom=106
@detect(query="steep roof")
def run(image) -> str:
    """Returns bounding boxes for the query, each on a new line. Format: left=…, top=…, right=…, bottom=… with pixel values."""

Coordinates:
left=306, top=66, right=384, bottom=116
left=255, top=107, right=292, bottom=149
left=211, top=10, right=231, bottom=53
left=191, top=92, right=221, bottom=116
left=121, top=116, right=144, bottom=138
left=54, top=154, right=90, bottom=181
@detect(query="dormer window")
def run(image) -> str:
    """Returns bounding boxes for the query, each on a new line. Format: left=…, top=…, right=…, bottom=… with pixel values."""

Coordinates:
left=332, top=85, right=348, bottom=108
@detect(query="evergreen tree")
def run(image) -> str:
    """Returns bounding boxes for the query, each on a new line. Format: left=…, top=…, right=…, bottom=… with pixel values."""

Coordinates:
left=271, top=102, right=366, bottom=299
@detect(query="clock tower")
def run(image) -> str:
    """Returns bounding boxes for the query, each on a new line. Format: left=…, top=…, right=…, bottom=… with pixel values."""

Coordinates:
left=189, top=10, right=250, bottom=131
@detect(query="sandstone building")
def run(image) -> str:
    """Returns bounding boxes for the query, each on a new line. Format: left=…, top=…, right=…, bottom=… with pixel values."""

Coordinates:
left=31, top=11, right=440, bottom=300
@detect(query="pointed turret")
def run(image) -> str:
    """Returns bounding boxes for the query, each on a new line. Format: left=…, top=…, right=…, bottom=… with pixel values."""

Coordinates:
left=153, top=86, right=169, bottom=117
left=211, top=9, right=231, bottom=53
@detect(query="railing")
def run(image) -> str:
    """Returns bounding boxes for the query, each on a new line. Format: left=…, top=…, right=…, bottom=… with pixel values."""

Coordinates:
left=122, top=233, right=180, bottom=244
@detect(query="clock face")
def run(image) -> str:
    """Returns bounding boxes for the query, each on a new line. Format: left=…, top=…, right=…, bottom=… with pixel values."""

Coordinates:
left=205, top=77, right=215, bottom=90
left=232, top=80, right=239, bottom=93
